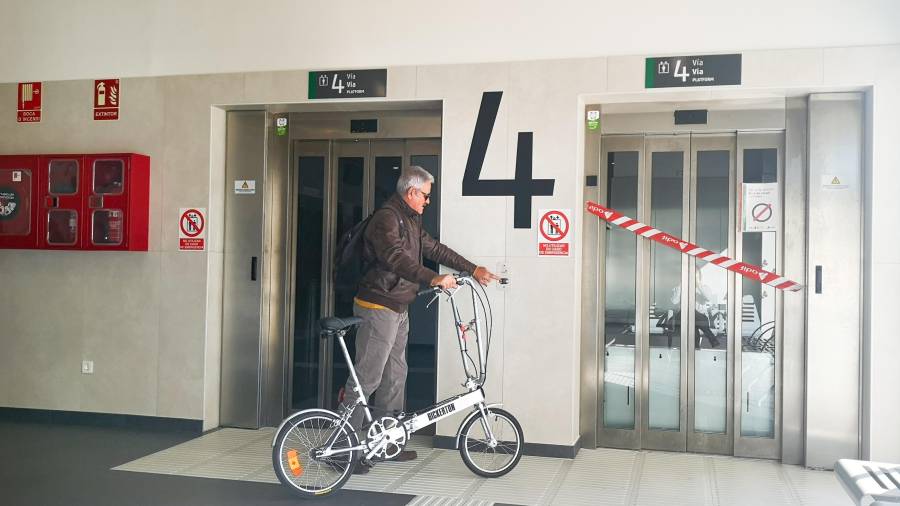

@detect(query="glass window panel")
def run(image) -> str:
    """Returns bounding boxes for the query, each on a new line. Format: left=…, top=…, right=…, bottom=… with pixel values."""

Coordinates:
left=410, top=155, right=441, bottom=240
left=603, top=151, right=638, bottom=430
left=47, top=209, right=78, bottom=245
left=0, top=168, right=32, bottom=236
left=404, top=154, right=442, bottom=414
left=694, top=150, right=729, bottom=434
left=49, top=160, right=79, bottom=195
left=648, top=151, right=683, bottom=431
left=91, top=209, right=123, bottom=245
left=292, top=156, right=325, bottom=410
left=332, top=157, right=365, bottom=409
left=374, top=156, right=402, bottom=210
left=93, top=159, right=124, bottom=195
left=741, top=148, right=778, bottom=438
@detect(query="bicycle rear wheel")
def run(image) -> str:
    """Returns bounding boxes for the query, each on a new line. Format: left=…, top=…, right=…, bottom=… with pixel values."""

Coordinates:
left=272, top=410, right=358, bottom=499
left=458, top=408, right=524, bottom=478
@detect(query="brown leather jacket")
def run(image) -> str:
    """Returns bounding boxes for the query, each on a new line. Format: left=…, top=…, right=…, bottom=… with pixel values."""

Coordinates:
left=357, top=194, right=476, bottom=313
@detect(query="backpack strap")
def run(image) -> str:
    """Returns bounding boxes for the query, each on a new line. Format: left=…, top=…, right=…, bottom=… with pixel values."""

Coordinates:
left=373, top=206, right=406, bottom=239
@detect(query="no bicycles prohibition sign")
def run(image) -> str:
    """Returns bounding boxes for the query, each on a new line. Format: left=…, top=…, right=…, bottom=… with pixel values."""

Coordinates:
left=752, top=203, right=773, bottom=223
left=538, top=209, right=571, bottom=256
left=179, top=208, right=206, bottom=251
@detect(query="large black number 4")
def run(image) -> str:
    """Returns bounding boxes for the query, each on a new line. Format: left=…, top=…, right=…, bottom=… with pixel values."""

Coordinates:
left=462, top=91, right=555, bottom=228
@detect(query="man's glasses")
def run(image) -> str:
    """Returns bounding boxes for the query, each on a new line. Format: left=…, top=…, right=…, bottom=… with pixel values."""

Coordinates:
left=417, top=189, right=431, bottom=201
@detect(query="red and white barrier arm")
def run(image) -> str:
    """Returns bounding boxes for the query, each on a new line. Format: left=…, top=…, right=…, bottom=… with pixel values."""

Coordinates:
left=586, top=201, right=802, bottom=292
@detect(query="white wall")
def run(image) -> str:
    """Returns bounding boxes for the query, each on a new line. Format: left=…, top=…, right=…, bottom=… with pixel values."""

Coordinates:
left=2, top=0, right=899, bottom=82
left=0, top=74, right=246, bottom=428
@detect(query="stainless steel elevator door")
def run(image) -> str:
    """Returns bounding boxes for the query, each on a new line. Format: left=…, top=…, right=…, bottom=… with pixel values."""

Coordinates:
left=734, top=131, right=785, bottom=459
left=642, top=136, right=690, bottom=452
left=599, top=132, right=784, bottom=458
left=805, top=93, right=863, bottom=468
left=220, top=111, right=267, bottom=428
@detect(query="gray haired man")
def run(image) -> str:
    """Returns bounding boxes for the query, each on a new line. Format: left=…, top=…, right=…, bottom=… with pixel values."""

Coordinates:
left=346, top=166, right=498, bottom=472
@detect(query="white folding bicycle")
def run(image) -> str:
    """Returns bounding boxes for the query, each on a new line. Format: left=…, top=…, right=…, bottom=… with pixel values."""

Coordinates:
left=271, top=273, right=524, bottom=499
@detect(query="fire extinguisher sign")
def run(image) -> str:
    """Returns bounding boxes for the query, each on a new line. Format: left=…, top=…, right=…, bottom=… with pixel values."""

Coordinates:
left=94, top=79, right=120, bottom=121
left=179, top=208, right=206, bottom=251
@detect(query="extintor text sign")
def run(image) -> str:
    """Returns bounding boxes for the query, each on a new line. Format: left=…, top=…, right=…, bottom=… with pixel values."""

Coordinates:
left=94, top=79, right=120, bottom=120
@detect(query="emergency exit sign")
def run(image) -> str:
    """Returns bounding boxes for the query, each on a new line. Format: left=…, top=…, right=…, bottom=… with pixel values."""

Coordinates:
left=645, top=54, right=741, bottom=88
left=308, top=69, right=386, bottom=99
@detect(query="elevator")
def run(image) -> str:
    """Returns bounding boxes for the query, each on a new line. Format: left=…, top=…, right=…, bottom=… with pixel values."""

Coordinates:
left=582, top=94, right=864, bottom=466
left=219, top=103, right=443, bottom=430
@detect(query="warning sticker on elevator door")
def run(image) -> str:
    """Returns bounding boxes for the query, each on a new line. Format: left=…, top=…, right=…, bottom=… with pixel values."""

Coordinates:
left=179, top=208, right=206, bottom=251
left=234, top=180, right=256, bottom=194
left=741, top=183, right=778, bottom=232
left=538, top=209, right=571, bottom=256
left=821, top=174, right=849, bottom=189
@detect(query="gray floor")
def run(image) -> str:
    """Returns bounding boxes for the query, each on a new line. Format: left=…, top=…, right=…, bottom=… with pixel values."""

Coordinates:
left=115, top=427, right=851, bottom=505
left=0, top=421, right=414, bottom=506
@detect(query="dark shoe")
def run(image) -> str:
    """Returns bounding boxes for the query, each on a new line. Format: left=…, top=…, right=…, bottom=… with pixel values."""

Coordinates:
left=391, top=450, right=417, bottom=462
left=352, top=461, right=370, bottom=474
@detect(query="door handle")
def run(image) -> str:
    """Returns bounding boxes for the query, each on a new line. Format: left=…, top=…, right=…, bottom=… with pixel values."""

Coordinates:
left=251, top=256, right=258, bottom=281
left=815, top=265, right=822, bottom=294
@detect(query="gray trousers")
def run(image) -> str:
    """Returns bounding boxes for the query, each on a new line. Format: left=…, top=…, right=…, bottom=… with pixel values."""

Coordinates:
left=344, top=302, right=409, bottom=429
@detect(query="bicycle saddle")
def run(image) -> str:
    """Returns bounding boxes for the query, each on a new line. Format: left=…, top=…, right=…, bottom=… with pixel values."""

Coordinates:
left=318, top=316, right=363, bottom=333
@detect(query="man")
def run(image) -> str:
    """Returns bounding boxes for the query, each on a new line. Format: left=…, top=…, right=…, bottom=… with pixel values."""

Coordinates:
left=346, top=166, right=498, bottom=473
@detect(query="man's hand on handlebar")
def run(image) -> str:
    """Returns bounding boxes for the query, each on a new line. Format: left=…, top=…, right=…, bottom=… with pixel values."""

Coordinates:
left=427, top=267, right=499, bottom=292
left=430, top=274, right=458, bottom=290
left=472, top=266, right=500, bottom=286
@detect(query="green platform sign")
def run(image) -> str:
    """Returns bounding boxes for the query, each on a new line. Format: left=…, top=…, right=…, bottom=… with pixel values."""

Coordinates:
left=308, top=69, right=387, bottom=99
left=645, top=54, right=741, bottom=88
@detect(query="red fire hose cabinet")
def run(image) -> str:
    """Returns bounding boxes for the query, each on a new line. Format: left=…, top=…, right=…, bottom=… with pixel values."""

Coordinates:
left=0, top=153, right=150, bottom=251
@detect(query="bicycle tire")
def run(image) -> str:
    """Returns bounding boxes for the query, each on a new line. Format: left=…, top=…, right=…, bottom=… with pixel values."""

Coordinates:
left=458, top=408, right=524, bottom=478
left=272, top=410, right=358, bottom=499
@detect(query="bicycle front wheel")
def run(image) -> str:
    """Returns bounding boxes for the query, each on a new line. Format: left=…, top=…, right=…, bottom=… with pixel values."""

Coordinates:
left=458, top=408, right=524, bottom=478
left=272, top=410, right=358, bottom=499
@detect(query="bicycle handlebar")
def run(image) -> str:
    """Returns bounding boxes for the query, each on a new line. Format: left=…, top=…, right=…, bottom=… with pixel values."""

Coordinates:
left=416, top=286, right=440, bottom=297
left=416, top=273, right=510, bottom=297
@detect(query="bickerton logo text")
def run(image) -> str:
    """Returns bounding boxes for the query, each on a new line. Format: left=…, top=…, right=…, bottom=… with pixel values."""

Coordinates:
left=427, top=402, right=457, bottom=421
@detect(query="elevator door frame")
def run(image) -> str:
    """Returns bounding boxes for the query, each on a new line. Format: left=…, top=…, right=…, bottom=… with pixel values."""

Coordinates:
left=734, top=131, right=785, bottom=459
left=597, top=131, right=784, bottom=459
left=640, top=135, right=691, bottom=452
left=286, top=138, right=441, bottom=414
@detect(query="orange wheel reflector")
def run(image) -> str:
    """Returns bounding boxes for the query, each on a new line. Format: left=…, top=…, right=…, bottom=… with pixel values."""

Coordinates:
left=286, top=449, right=304, bottom=477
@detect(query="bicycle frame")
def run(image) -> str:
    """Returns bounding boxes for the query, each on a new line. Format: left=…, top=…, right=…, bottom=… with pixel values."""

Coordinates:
left=273, top=276, right=501, bottom=462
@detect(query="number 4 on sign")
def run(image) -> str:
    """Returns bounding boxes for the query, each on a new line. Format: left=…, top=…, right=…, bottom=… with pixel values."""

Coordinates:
left=331, top=74, right=344, bottom=94
left=674, top=60, right=689, bottom=82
